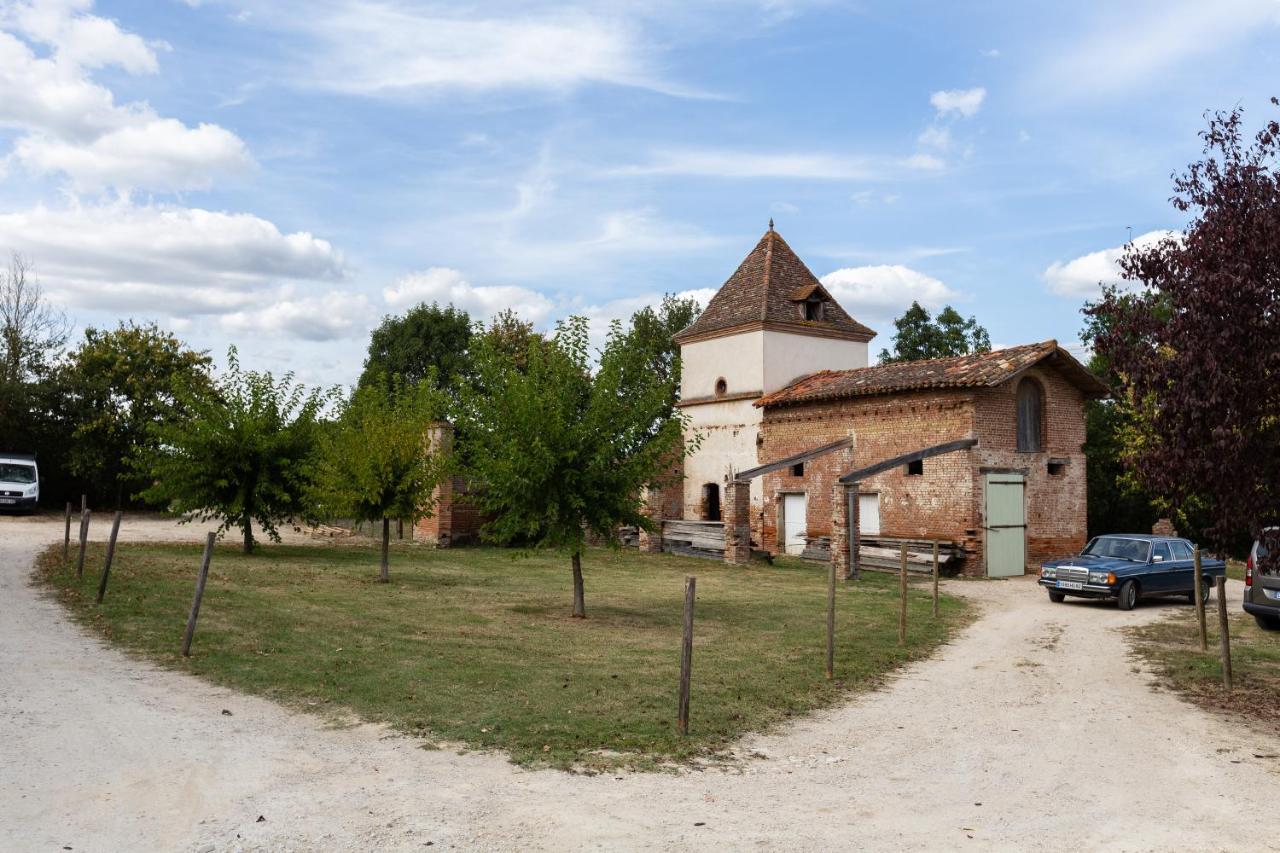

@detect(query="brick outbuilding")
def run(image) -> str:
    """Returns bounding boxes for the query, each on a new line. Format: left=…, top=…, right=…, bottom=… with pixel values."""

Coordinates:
left=673, top=226, right=1108, bottom=576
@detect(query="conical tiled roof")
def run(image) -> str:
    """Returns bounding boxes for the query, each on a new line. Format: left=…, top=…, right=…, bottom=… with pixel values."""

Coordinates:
left=673, top=227, right=876, bottom=343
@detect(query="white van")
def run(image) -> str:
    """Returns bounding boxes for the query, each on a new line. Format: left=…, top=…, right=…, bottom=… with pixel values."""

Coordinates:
left=0, top=453, right=39, bottom=512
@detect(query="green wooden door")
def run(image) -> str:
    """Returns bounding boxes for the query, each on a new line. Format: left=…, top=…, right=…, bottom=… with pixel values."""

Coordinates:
left=985, top=473, right=1026, bottom=578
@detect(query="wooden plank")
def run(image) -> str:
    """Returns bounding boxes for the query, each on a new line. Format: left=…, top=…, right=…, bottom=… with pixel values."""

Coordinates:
left=733, top=437, right=853, bottom=482
left=677, top=576, right=696, bottom=735
left=838, top=437, right=978, bottom=483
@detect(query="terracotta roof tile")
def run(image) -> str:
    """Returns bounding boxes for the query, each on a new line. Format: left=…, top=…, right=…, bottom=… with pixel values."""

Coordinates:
left=674, top=228, right=875, bottom=342
left=756, top=341, right=1109, bottom=407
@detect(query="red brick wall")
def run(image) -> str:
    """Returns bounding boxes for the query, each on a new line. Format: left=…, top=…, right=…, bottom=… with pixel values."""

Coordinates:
left=758, top=390, right=979, bottom=560
left=756, top=364, right=1091, bottom=576
left=972, top=365, right=1089, bottom=570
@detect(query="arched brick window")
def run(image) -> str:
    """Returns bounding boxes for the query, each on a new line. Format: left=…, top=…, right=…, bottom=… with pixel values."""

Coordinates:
left=1016, top=378, right=1043, bottom=452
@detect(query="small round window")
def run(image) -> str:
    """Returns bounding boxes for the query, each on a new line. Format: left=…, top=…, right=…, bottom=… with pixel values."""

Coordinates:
left=714, top=378, right=728, bottom=397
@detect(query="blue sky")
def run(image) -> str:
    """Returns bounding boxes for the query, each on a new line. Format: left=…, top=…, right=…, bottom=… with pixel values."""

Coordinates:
left=2, top=0, right=1279, bottom=385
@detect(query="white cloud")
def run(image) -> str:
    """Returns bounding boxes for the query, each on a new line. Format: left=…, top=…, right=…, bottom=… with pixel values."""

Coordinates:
left=917, top=125, right=950, bottom=150
left=221, top=290, right=374, bottom=342
left=1042, top=230, right=1177, bottom=297
left=0, top=201, right=357, bottom=339
left=383, top=267, right=556, bottom=325
left=14, top=119, right=251, bottom=191
left=930, top=87, right=986, bottom=118
left=291, top=4, right=684, bottom=97
left=981, top=48, right=1000, bottom=58
left=0, top=2, right=251, bottom=192
left=1033, top=0, right=1280, bottom=98
left=609, top=148, right=874, bottom=180
left=819, top=264, right=960, bottom=323
left=902, top=153, right=945, bottom=171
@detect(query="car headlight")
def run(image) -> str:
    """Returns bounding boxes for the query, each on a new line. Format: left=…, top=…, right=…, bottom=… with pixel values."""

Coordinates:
left=24, top=484, right=37, bottom=496
left=1042, top=566, right=1056, bottom=579
left=1089, top=571, right=1111, bottom=585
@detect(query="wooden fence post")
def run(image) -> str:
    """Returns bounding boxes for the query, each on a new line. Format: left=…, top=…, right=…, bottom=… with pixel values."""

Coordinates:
left=96, top=511, right=123, bottom=604
left=931, top=540, right=940, bottom=619
left=826, top=559, right=836, bottom=680
left=1193, top=547, right=1208, bottom=651
left=80, top=493, right=87, bottom=514
left=181, top=532, right=217, bottom=657
left=63, top=501, right=72, bottom=562
left=677, top=576, right=696, bottom=736
left=898, top=543, right=908, bottom=646
left=76, top=509, right=90, bottom=578
left=1215, top=575, right=1233, bottom=691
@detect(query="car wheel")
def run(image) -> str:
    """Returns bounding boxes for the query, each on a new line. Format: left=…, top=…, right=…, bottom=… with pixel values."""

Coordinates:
left=1255, top=614, right=1280, bottom=632
left=1117, top=580, right=1139, bottom=611
left=1048, top=591, right=1066, bottom=603
left=1186, top=580, right=1211, bottom=605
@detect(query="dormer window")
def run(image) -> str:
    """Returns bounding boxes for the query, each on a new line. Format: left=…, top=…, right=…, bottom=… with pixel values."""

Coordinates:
left=803, top=298, right=823, bottom=322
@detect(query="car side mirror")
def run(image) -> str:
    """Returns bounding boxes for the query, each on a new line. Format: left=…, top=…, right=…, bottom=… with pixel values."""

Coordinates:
left=1153, top=555, right=1164, bottom=563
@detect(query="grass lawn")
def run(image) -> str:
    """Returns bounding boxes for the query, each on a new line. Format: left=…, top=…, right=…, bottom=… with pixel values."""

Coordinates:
left=38, top=540, right=969, bottom=772
left=1127, top=600, right=1280, bottom=726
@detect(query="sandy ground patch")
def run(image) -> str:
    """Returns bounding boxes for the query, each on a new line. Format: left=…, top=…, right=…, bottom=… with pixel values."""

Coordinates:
left=2, top=513, right=1277, bottom=852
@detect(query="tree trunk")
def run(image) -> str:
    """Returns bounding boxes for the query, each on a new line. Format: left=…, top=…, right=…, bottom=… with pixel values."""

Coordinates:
left=380, top=517, right=391, bottom=583
left=571, top=551, right=585, bottom=618
left=242, top=522, right=253, bottom=554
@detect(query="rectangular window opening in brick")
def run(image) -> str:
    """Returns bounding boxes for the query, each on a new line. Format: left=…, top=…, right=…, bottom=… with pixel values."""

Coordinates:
left=906, top=459, right=923, bottom=476
left=1047, top=460, right=1066, bottom=476
left=791, top=462, right=804, bottom=476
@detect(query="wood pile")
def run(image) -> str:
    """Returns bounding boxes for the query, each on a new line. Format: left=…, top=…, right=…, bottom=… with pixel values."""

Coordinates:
left=660, top=519, right=726, bottom=560
left=802, top=535, right=965, bottom=575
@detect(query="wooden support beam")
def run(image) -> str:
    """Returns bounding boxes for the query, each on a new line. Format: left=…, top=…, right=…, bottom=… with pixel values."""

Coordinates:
left=733, top=437, right=853, bottom=482
left=838, top=437, right=978, bottom=484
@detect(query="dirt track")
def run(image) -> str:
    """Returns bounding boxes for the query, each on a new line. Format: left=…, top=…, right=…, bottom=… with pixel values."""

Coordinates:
left=2, top=514, right=1277, bottom=852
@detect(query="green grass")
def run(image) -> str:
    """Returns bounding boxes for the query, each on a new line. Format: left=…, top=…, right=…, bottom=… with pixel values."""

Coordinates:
left=1127, top=601, right=1280, bottom=725
left=38, top=540, right=969, bottom=772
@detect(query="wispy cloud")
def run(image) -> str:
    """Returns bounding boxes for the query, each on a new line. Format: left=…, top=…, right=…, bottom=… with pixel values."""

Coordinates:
left=607, top=148, right=876, bottom=180
left=930, top=87, right=986, bottom=118
left=1042, top=230, right=1178, bottom=297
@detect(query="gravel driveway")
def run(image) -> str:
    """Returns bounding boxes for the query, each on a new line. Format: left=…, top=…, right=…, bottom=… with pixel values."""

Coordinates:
left=1, top=514, right=1277, bottom=852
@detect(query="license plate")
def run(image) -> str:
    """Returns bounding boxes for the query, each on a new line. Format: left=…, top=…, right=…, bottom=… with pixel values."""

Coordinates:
left=1057, top=580, right=1083, bottom=591
left=0, top=498, right=14, bottom=505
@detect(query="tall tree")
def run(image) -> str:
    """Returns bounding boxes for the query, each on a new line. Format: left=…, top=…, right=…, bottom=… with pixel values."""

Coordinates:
left=141, top=349, right=334, bottom=553
left=359, top=303, right=472, bottom=392
left=312, top=378, right=450, bottom=581
left=0, top=254, right=69, bottom=460
left=625, top=293, right=702, bottom=412
left=1088, top=99, right=1280, bottom=556
left=455, top=315, right=692, bottom=618
left=61, top=322, right=213, bottom=507
left=878, top=302, right=991, bottom=363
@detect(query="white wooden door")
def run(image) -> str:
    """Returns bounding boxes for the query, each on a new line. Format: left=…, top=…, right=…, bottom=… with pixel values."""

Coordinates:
left=858, top=493, right=881, bottom=537
left=782, top=493, right=807, bottom=555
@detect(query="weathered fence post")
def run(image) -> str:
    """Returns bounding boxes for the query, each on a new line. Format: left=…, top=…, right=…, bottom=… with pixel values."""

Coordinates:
left=1193, top=547, right=1208, bottom=651
left=1215, top=575, right=1233, bottom=691
left=63, top=501, right=72, bottom=562
left=181, top=532, right=217, bottom=657
left=677, top=576, right=696, bottom=736
left=76, top=509, right=90, bottom=578
left=80, top=493, right=87, bottom=515
left=898, top=543, right=908, bottom=646
left=96, top=511, right=123, bottom=604
left=826, top=559, right=836, bottom=680
left=931, top=540, right=940, bottom=618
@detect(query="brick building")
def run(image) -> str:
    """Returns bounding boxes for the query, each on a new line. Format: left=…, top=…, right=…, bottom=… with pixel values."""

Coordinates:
left=673, top=226, right=1107, bottom=576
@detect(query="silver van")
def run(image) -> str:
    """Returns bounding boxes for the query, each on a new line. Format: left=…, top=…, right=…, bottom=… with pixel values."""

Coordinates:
left=1244, top=530, right=1280, bottom=631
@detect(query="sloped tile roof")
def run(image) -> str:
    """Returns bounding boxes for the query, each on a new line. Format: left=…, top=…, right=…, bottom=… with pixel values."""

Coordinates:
left=756, top=340, right=1109, bottom=407
left=673, top=227, right=875, bottom=342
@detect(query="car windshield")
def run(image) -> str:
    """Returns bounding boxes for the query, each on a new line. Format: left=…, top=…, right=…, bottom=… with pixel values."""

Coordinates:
left=0, top=463, right=36, bottom=484
left=1082, top=536, right=1150, bottom=562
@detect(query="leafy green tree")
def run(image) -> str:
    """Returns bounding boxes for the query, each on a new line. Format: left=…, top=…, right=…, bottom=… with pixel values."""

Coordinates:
left=455, top=315, right=692, bottom=618
left=479, top=308, right=540, bottom=372
left=878, top=302, right=991, bottom=363
left=625, top=293, right=702, bottom=412
left=141, top=349, right=334, bottom=553
left=61, top=322, right=213, bottom=508
left=359, top=303, right=472, bottom=392
left=312, top=378, right=450, bottom=581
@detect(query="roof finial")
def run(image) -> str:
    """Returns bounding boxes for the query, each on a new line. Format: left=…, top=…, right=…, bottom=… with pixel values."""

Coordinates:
left=768, top=217, right=775, bottom=232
